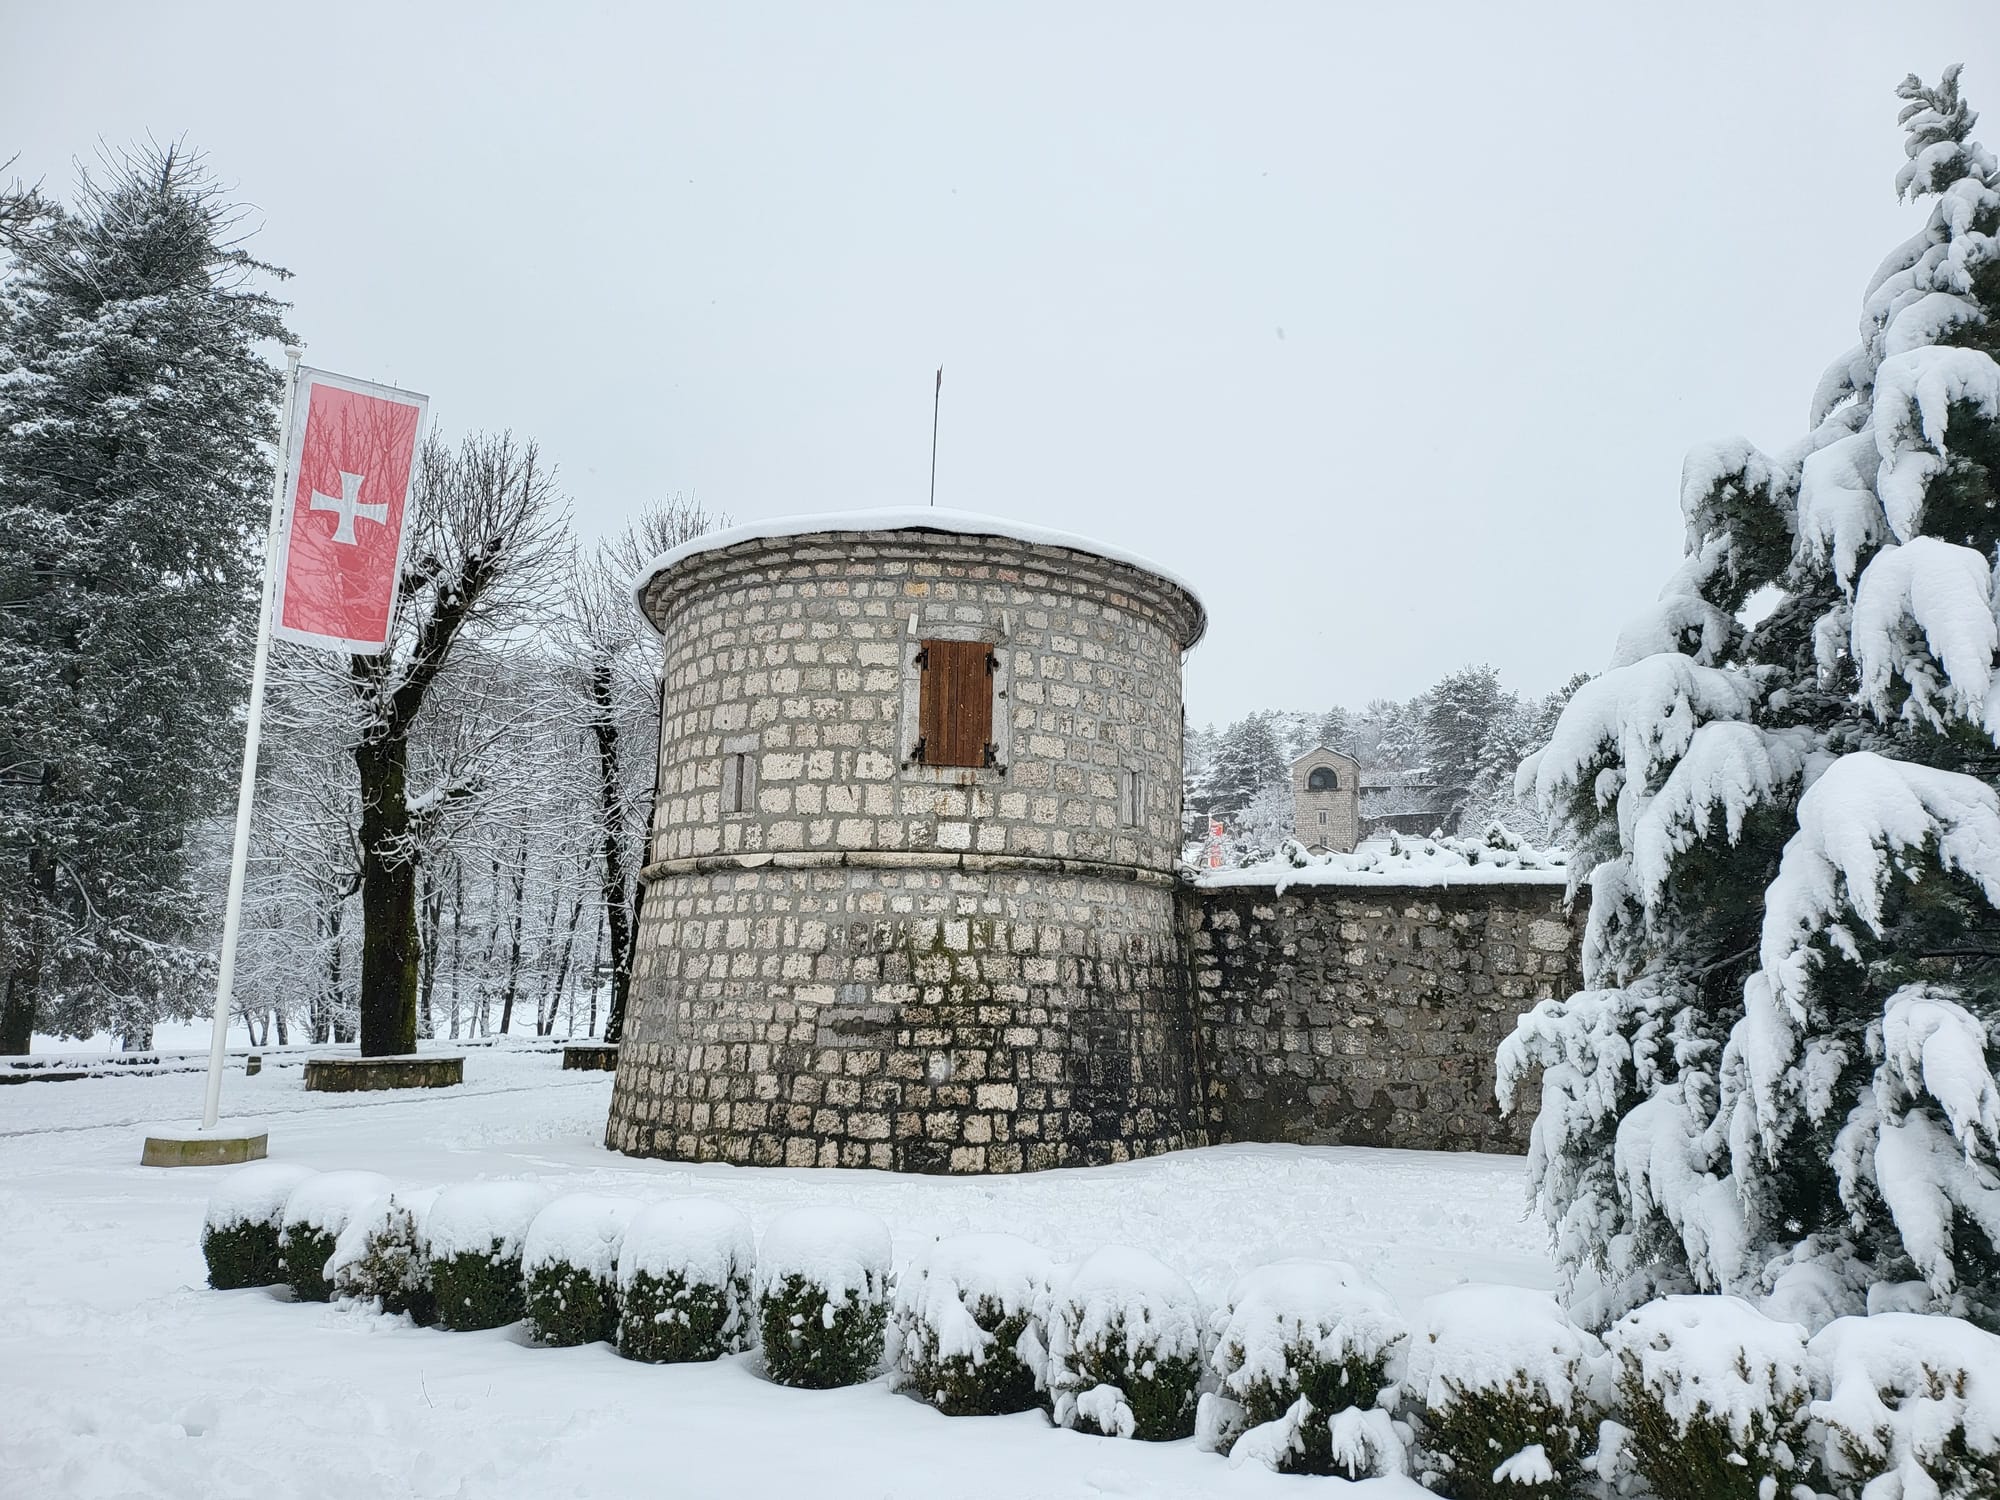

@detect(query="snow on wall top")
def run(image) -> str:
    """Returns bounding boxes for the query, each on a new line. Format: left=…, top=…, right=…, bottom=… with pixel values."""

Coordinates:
left=1198, top=834, right=1570, bottom=893
left=631, top=507, right=1207, bottom=648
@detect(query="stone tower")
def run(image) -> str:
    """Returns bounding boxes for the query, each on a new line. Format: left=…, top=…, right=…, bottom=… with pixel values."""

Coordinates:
left=603, top=511, right=1208, bottom=1174
left=1291, top=745, right=1361, bottom=852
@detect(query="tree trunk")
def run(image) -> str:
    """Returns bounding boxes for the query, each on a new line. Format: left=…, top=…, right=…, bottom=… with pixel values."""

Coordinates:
left=418, top=863, right=444, bottom=1040
left=0, top=966, right=32, bottom=1055
left=447, top=861, right=464, bottom=1041
left=314, top=897, right=343, bottom=1044
left=274, top=1006, right=288, bottom=1046
left=587, top=906, right=604, bottom=1038
left=498, top=835, right=527, bottom=1036
left=593, top=668, right=649, bottom=1046
left=543, top=886, right=585, bottom=1037
left=355, top=737, right=419, bottom=1056
left=2, top=848, right=56, bottom=1054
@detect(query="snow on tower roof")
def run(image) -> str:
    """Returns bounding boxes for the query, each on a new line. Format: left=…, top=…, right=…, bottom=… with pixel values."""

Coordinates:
left=631, top=507, right=1206, bottom=648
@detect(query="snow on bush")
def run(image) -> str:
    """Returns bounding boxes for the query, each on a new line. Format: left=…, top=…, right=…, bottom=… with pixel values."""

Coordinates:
left=327, top=1188, right=438, bottom=1325
left=1047, top=1245, right=1205, bottom=1442
left=1606, top=1296, right=1817, bottom=1500
left=277, top=1170, right=394, bottom=1303
left=891, top=1232, right=1055, bottom=1416
left=616, top=1198, right=756, bottom=1364
left=521, top=1194, right=640, bottom=1348
left=423, top=1181, right=554, bottom=1332
left=753, top=1205, right=893, bottom=1388
left=1811, top=1313, right=2000, bottom=1500
left=1200, top=1259, right=1408, bottom=1478
left=201, top=1162, right=318, bottom=1290
left=1405, top=1284, right=1605, bottom=1500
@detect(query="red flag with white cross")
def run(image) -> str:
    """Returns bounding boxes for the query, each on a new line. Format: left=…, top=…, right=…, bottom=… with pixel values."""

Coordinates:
left=271, top=367, right=429, bottom=653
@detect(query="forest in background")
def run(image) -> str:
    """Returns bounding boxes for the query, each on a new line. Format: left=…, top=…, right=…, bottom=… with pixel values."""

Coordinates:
left=1183, top=664, right=1589, bottom=861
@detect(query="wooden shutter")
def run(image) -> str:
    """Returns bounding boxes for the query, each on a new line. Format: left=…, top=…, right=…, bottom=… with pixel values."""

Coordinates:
left=919, top=639, right=994, bottom=768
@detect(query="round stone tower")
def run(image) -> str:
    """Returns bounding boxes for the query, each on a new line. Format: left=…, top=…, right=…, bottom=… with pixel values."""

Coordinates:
left=603, top=510, right=1207, bottom=1173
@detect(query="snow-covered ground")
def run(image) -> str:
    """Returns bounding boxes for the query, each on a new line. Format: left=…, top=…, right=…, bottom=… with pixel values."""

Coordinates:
left=0, top=1047, right=1551, bottom=1498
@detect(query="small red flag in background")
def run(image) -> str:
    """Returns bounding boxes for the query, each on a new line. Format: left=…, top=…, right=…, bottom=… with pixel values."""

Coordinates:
left=272, top=368, right=429, bottom=653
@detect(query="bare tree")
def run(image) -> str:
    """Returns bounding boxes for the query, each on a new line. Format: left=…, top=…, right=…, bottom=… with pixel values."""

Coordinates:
left=558, top=496, right=723, bottom=1045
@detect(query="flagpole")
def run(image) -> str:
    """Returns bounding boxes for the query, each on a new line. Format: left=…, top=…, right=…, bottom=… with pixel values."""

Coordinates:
left=928, top=366, right=942, bottom=508
left=200, top=344, right=303, bottom=1131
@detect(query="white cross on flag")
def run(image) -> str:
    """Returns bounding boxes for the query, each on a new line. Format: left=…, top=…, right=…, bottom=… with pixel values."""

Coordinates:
left=271, top=367, right=430, bottom=653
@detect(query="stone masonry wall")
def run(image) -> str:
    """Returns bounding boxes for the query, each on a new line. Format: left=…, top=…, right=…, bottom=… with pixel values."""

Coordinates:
left=609, top=864, right=1196, bottom=1172
left=1187, top=879, right=1584, bottom=1154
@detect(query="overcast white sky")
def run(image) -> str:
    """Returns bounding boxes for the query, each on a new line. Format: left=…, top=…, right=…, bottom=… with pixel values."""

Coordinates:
left=9, top=4, right=1999, bottom=725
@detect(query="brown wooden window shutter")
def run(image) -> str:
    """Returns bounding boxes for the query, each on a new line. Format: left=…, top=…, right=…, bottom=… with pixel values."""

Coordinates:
left=918, top=639, right=995, bottom=768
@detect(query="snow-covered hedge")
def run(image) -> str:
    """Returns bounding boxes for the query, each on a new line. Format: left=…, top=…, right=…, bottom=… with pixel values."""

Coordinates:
left=1200, top=1259, right=1408, bottom=1478
left=1048, top=1246, right=1205, bottom=1442
left=201, top=1162, right=318, bottom=1290
left=754, top=1206, right=893, bottom=1388
left=424, top=1181, right=554, bottom=1332
left=278, top=1170, right=394, bottom=1302
left=1607, top=1296, right=1816, bottom=1500
left=327, top=1188, right=438, bottom=1325
left=522, top=1194, right=640, bottom=1347
left=617, top=1198, right=756, bottom=1364
left=1811, top=1313, right=2000, bottom=1500
left=1406, top=1285, right=1603, bottom=1500
left=892, top=1232, right=1054, bottom=1416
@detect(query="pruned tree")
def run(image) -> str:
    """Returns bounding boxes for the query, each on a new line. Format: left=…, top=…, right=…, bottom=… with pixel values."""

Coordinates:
left=338, top=432, right=565, bottom=1055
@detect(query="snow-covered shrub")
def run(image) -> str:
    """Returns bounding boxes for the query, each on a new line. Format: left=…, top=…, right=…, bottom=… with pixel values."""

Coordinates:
left=521, top=1195, right=639, bottom=1347
left=201, top=1162, right=318, bottom=1290
left=754, top=1206, right=893, bottom=1388
left=1607, top=1296, right=1817, bottom=1500
left=1406, top=1284, right=1603, bottom=1500
left=327, top=1188, right=438, bottom=1325
left=892, top=1232, right=1054, bottom=1416
left=424, top=1181, right=554, bottom=1332
left=277, top=1170, right=394, bottom=1302
left=1047, top=1245, right=1205, bottom=1442
left=617, top=1198, right=756, bottom=1364
left=1811, top=1313, right=2000, bottom=1500
left=1200, top=1260, right=1408, bottom=1478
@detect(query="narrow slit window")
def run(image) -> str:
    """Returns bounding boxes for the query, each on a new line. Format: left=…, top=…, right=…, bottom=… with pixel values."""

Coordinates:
left=721, top=751, right=756, bottom=814
left=916, top=639, right=995, bottom=768
left=1119, top=767, right=1144, bottom=827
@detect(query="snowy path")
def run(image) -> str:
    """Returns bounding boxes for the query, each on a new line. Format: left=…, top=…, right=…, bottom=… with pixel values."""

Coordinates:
left=0, top=1048, right=1553, bottom=1498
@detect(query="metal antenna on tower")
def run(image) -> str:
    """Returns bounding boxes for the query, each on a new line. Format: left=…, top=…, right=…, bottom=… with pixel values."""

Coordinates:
left=929, top=366, right=942, bottom=507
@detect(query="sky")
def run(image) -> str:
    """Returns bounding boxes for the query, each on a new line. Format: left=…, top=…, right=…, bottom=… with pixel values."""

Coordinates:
left=7, top=3, right=2000, bottom=726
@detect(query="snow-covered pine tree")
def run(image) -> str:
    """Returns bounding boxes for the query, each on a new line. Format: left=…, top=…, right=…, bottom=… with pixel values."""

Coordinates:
left=0, top=146, right=290, bottom=1051
left=1421, top=663, right=1515, bottom=827
left=1202, top=712, right=1286, bottom=818
left=1500, top=66, right=2000, bottom=1330
left=1313, top=704, right=1355, bottom=754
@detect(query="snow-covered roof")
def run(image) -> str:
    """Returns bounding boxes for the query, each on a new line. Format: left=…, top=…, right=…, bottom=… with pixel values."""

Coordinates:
left=631, top=507, right=1206, bottom=647
left=1292, top=743, right=1360, bottom=766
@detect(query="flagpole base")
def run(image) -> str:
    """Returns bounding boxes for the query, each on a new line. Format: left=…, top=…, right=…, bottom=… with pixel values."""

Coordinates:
left=141, top=1128, right=270, bottom=1168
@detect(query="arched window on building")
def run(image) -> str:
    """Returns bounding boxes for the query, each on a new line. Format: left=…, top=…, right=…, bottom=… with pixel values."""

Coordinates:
left=1307, top=766, right=1339, bottom=792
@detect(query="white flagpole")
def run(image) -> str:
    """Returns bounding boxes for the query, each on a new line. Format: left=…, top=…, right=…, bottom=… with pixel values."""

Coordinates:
left=200, top=345, right=303, bottom=1131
